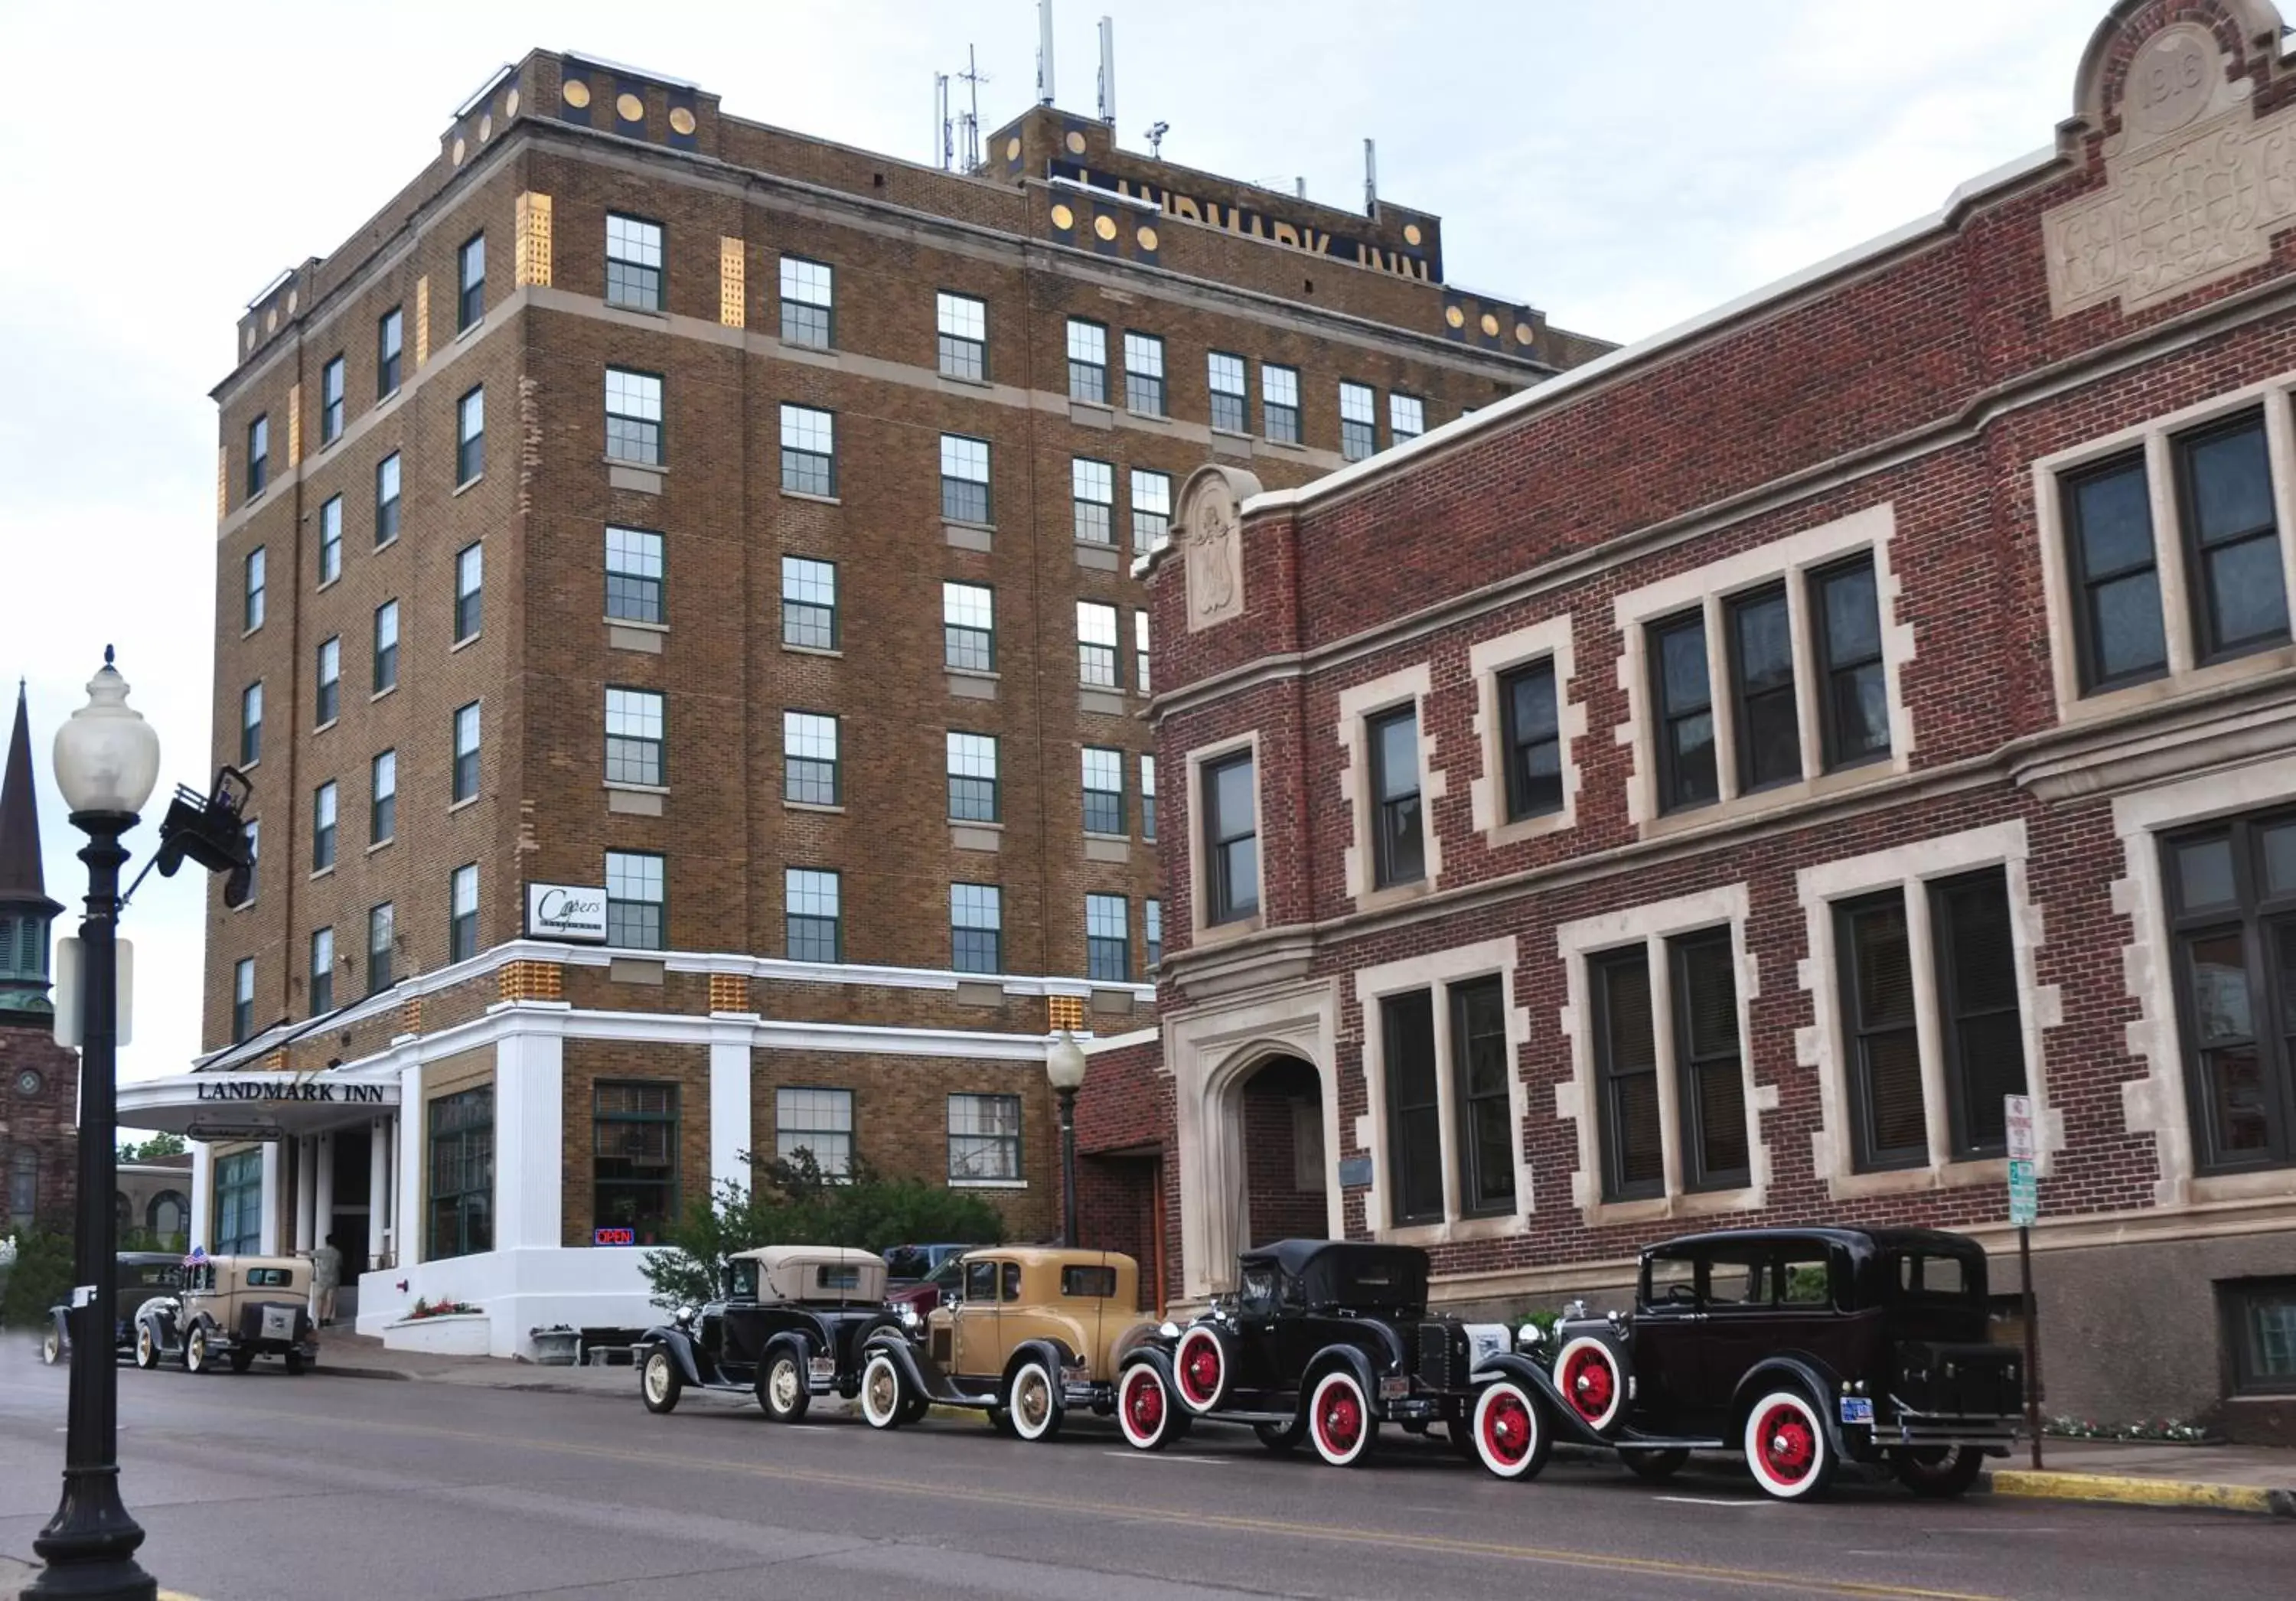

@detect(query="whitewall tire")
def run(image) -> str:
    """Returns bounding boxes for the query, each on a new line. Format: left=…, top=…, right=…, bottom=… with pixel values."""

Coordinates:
left=859, top=1351, right=908, bottom=1430
left=1553, top=1335, right=1625, bottom=1433
left=1743, top=1389, right=1834, bottom=1502
left=1006, top=1359, right=1063, bottom=1443
left=42, top=1327, right=64, bottom=1367
left=184, top=1325, right=211, bottom=1375
left=1116, top=1363, right=1179, bottom=1452
left=133, top=1323, right=156, bottom=1370
left=640, top=1347, right=682, bottom=1414
left=1306, top=1369, right=1377, bottom=1468
left=1172, top=1326, right=1227, bottom=1414
left=760, top=1350, right=810, bottom=1423
left=1470, top=1379, right=1551, bottom=1481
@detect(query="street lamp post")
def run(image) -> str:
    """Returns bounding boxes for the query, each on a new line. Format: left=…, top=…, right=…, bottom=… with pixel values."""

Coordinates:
left=32, top=649, right=161, bottom=1601
left=1046, top=1031, right=1088, bottom=1248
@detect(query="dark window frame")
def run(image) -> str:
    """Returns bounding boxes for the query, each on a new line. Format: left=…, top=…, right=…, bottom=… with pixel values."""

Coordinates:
left=457, top=232, right=486, bottom=331
left=427, top=1085, right=493, bottom=1260
left=449, top=862, right=479, bottom=963
left=1085, top=892, right=1130, bottom=983
left=367, top=901, right=396, bottom=996
left=1930, top=867, right=2028, bottom=1159
left=1649, top=608, right=1719, bottom=813
left=2219, top=1275, right=2296, bottom=1395
left=778, top=255, right=835, bottom=349
left=246, top=414, right=269, bottom=497
left=1367, top=703, right=1425, bottom=889
left=2174, top=408, right=2289, bottom=666
left=372, top=600, right=399, bottom=693
left=1384, top=990, right=1444, bottom=1225
left=950, top=882, right=1003, bottom=974
left=455, top=384, right=484, bottom=485
left=454, top=541, right=483, bottom=641
left=1451, top=974, right=1517, bottom=1218
left=781, top=555, right=837, bottom=650
left=935, top=289, right=989, bottom=381
left=592, top=1081, right=678, bottom=1242
left=603, top=212, right=666, bottom=312
left=319, top=354, right=345, bottom=445
left=604, top=367, right=665, bottom=466
left=375, top=452, right=402, bottom=546
left=309, top=926, right=334, bottom=1016
left=1499, top=658, right=1563, bottom=823
left=605, top=527, right=666, bottom=624
left=946, top=731, right=999, bottom=823
left=1838, top=888, right=1929, bottom=1172
left=1669, top=928, right=1750, bottom=1192
left=377, top=306, right=403, bottom=397
left=1202, top=749, right=1259, bottom=925
left=1122, top=330, right=1166, bottom=416
left=605, top=849, right=667, bottom=951
left=2063, top=449, right=2170, bottom=694
left=1811, top=552, right=1891, bottom=771
left=784, top=866, right=843, bottom=963
left=1590, top=946, right=1664, bottom=1202
left=452, top=701, right=481, bottom=803
left=1725, top=581, right=1801, bottom=794
left=1067, top=317, right=1108, bottom=403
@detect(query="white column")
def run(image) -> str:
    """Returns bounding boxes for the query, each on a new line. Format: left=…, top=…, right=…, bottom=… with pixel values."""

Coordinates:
left=709, top=1023, right=754, bottom=1193
left=189, top=1142, right=214, bottom=1252
left=293, top=1135, right=317, bottom=1254
left=259, top=1141, right=282, bottom=1255
left=367, top=1117, right=389, bottom=1267
left=397, top=1067, right=423, bottom=1267
left=313, top=1132, right=336, bottom=1250
left=493, top=1025, right=564, bottom=1251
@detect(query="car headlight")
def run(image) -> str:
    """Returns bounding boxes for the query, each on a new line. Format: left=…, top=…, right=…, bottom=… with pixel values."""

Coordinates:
left=1516, top=1322, right=1544, bottom=1351
left=1157, top=1320, right=1180, bottom=1340
left=674, top=1305, right=696, bottom=1326
left=898, top=1304, right=921, bottom=1328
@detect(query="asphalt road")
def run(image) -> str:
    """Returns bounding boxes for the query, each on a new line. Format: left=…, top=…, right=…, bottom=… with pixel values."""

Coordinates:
left=0, top=1348, right=2285, bottom=1601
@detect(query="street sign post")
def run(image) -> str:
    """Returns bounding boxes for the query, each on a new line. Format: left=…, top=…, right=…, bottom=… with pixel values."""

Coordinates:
left=2004, top=1094, right=2042, bottom=1469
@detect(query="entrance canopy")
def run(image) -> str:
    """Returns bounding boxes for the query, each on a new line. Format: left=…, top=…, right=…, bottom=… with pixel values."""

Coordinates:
left=119, top=1068, right=400, bottom=1140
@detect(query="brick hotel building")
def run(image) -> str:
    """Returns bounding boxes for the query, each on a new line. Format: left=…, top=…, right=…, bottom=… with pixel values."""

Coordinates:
left=122, top=47, right=1605, bottom=1352
left=1080, top=0, right=2296, bottom=1433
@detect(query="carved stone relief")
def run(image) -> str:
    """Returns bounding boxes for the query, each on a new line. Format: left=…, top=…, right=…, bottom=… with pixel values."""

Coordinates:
left=1174, top=464, right=1261, bottom=631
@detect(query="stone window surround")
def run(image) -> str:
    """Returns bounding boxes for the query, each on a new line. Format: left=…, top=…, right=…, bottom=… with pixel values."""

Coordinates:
left=1336, top=663, right=1446, bottom=910
left=1554, top=883, right=1770, bottom=1230
left=1351, top=934, right=1532, bottom=1247
left=1613, top=500, right=1913, bottom=834
left=1468, top=613, right=1585, bottom=849
left=1794, top=819, right=2060, bottom=1202
left=2031, top=369, right=2296, bottom=723
left=1185, top=729, right=1264, bottom=947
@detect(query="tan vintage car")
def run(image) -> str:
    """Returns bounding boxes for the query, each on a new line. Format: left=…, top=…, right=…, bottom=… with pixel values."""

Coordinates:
left=134, top=1253, right=319, bottom=1375
left=857, top=1246, right=1157, bottom=1442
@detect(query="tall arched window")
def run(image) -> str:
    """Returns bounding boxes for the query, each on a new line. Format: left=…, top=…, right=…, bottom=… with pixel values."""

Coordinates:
left=5, top=1149, right=34, bottom=1226
left=148, top=1190, right=189, bottom=1243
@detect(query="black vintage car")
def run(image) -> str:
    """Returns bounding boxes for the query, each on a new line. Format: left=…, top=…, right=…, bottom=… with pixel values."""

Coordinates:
left=1465, top=1226, right=2022, bottom=1501
left=41, top=1252, right=183, bottom=1368
left=638, top=1246, right=910, bottom=1423
left=1112, top=1240, right=1515, bottom=1465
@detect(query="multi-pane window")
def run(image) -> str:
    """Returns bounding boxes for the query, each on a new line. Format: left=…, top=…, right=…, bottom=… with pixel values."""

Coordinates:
left=781, top=556, right=837, bottom=649
left=947, top=1092, right=1021, bottom=1182
left=950, top=882, right=1002, bottom=973
left=244, top=546, right=266, bottom=632
left=232, top=957, right=255, bottom=1044
left=367, top=901, right=395, bottom=994
left=1389, top=393, right=1425, bottom=442
left=2063, top=452, right=2170, bottom=692
left=1130, top=468, right=1172, bottom=554
left=2177, top=412, right=2288, bottom=664
left=1671, top=931, right=1750, bottom=1190
left=784, top=868, right=842, bottom=962
left=1382, top=990, right=1443, bottom=1223
left=595, top=1082, right=677, bottom=1239
left=1123, top=331, right=1166, bottom=415
left=605, top=368, right=664, bottom=465
left=449, top=862, right=478, bottom=963
left=240, top=682, right=263, bottom=765
left=1134, top=611, right=1152, bottom=694
left=1145, top=898, right=1163, bottom=967
left=1368, top=706, right=1424, bottom=889
left=455, top=385, right=484, bottom=483
left=309, top=926, right=334, bottom=1016
left=778, top=256, right=833, bottom=347
left=2225, top=1279, right=2296, bottom=1394
left=1140, top=754, right=1157, bottom=840
left=605, top=688, right=666, bottom=786
left=1499, top=660, right=1562, bottom=821
left=1932, top=870, right=2025, bottom=1156
left=1812, top=556, right=1890, bottom=768
left=1263, top=363, right=1300, bottom=444
left=214, top=1150, right=262, bottom=1255
left=377, top=307, right=403, bottom=396
left=1203, top=751, right=1258, bottom=924
left=1727, top=584, right=1799, bottom=794
left=780, top=404, right=836, bottom=496
left=1589, top=950, right=1659, bottom=1199
left=1208, top=351, right=1247, bottom=433
left=318, top=495, right=343, bottom=586
left=311, top=781, right=337, bottom=871
left=1067, top=318, right=1108, bottom=403
left=1588, top=933, right=1746, bottom=1202
left=1082, top=747, right=1125, bottom=834
left=941, top=433, right=991, bottom=523
left=1077, top=601, right=1119, bottom=688
left=943, top=582, right=995, bottom=671
left=605, top=214, right=664, bottom=311
left=315, top=636, right=340, bottom=726
left=427, top=1086, right=492, bottom=1260
left=2163, top=813, right=2296, bottom=1172
left=1836, top=889, right=1923, bottom=1170
left=605, top=527, right=665, bottom=623
left=1071, top=457, right=1114, bottom=544
left=1339, top=381, right=1378, bottom=461
left=936, top=291, right=987, bottom=380
left=775, top=1087, right=853, bottom=1176
left=246, top=415, right=269, bottom=497
left=947, top=732, right=999, bottom=823
left=1650, top=609, right=1717, bottom=811
left=370, top=749, right=396, bottom=843
left=1453, top=977, right=1515, bottom=1215
left=457, top=233, right=485, bottom=331
left=372, top=600, right=399, bottom=693
left=455, top=542, right=483, bottom=641
left=1086, top=893, right=1130, bottom=982
left=452, top=701, right=481, bottom=802
left=240, top=820, right=259, bottom=905
left=783, top=711, right=840, bottom=805
left=320, top=355, right=345, bottom=445
left=606, top=849, right=666, bottom=949
left=374, top=452, right=401, bottom=544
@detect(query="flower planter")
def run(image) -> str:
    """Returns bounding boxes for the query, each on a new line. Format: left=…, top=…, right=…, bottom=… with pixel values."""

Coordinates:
left=382, top=1311, right=491, bottom=1357
left=527, top=1325, right=580, bottom=1366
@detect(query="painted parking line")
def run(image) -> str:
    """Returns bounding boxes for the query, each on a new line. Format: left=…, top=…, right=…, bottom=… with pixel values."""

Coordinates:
left=1652, top=1495, right=1767, bottom=1508
left=1101, top=1450, right=1229, bottom=1464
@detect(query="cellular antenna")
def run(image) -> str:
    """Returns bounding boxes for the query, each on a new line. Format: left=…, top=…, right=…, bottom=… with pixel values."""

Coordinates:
left=958, top=46, right=989, bottom=171
left=1145, top=119, right=1169, bottom=160
left=1038, top=0, right=1056, bottom=106
left=1097, top=16, right=1116, bottom=127
left=1364, top=138, right=1378, bottom=217
left=935, top=72, right=951, bottom=168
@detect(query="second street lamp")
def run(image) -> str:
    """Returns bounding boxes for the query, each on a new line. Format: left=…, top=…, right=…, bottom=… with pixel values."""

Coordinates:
left=1046, top=1031, right=1088, bottom=1248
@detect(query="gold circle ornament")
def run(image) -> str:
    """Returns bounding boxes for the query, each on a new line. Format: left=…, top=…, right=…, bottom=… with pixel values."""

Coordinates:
left=452, top=136, right=466, bottom=165
left=478, top=113, right=492, bottom=142
left=1444, top=305, right=1465, bottom=328
left=1136, top=225, right=1159, bottom=250
left=1050, top=203, right=1075, bottom=231
left=617, top=92, right=644, bottom=122
left=670, top=106, right=696, bottom=135
left=1479, top=312, right=1500, bottom=337
left=1515, top=321, right=1535, bottom=346
left=505, top=89, right=520, bottom=118
left=265, top=308, right=278, bottom=334
left=1006, top=135, right=1022, bottom=161
left=1065, top=130, right=1087, bottom=155
left=1093, top=214, right=1118, bottom=241
left=1404, top=223, right=1423, bottom=246
left=562, top=79, right=591, bottom=109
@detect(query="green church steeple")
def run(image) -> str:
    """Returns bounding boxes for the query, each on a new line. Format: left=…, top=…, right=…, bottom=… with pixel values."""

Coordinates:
left=0, top=683, right=60, bottom=1022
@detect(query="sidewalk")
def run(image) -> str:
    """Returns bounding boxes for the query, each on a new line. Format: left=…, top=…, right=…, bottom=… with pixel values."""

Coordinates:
left=1982, top=1439, right=2296, bottom=1518
left=320, top=1331, right=632, bottom=1395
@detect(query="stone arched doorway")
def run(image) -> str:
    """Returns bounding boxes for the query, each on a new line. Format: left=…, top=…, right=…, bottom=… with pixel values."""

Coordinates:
left=1230, top=1055, right=1327, bottom=1250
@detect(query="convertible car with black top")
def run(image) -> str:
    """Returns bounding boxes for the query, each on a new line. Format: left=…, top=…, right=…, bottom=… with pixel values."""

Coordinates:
left=639, top=1245, right=906, bottom=1421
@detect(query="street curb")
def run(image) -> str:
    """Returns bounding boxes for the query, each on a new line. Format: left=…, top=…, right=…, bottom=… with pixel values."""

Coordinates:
left=315, top=1365, right=413, bottom=1383
left=1982, top=1467, right=2296, bottom=1518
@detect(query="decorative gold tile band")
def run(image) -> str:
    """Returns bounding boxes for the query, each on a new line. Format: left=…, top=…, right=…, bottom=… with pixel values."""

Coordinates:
left=515, top=192, right=553, bottom=289
left=414, top=277, right=430, bottom=366
left=499, top=960, right=564, bottom=1003
left=400, top=994, right=424, bottom=1036
left=286, top=383, right=302, bottom=467
left=719, top=236, right=745, bottom=328
left=709, top=971, right=751, bottom=1013
left=1047, top=994, right=1085, bottom=1033
left=216, top=446, right=227, bottom=518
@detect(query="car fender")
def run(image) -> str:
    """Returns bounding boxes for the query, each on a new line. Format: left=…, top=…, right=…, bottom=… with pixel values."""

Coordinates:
left=1004, top=1336, right=1075, bottom=1386
left=640, top=1325, right=707, bottom=1387
left=761, top=1328, right=814, bottom=1377
left=1119, top=1343, right=1179, bottom=1389
left=1306, top=1340, right=1380, bottom=1407
left=1466, top=1352, right=1608, bottom=1446
left=1731, top=1355, right=1848, bottom=1457
left=859, top=1330, right=946, bottom=1400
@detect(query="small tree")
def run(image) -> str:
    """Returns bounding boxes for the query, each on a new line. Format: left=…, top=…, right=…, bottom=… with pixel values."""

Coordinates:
left=116, top=1132, right=186, bottom=1162
left=0, top=1227, right=75, bottom=1332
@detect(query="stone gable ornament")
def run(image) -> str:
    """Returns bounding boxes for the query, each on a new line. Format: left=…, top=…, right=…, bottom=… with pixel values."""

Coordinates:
left=1175, top=463, right=1260, bottom=631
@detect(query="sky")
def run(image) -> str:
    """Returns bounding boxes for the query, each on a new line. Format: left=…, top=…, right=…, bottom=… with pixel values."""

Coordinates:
left=0, top=0, right=2111, bottom=1101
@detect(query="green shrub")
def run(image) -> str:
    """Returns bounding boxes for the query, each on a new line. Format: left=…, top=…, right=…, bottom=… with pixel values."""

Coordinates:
left=1, top=1228, right=75, bottom=1332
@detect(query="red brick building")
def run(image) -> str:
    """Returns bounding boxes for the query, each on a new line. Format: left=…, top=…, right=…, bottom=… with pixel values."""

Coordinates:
left=1082, top=0, right=2296, bottom=1436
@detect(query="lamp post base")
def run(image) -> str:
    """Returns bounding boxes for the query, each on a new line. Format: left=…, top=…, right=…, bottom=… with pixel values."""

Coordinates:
left=26, top=1466, right=156, bottom=1600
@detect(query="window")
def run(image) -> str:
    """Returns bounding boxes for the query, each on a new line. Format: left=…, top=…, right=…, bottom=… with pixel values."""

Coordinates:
left=1067, top=318, right=1107, bottom=403
left=311, top=781, right=337, bottom=871
left=1202, top=750, right=1258, bottom=924
left=244, top=546, right=266, bottom=632
left=308, top=927, right=334, bottom=1016
left=1727, top=584, right=1798, bottom=794
left=1145, top=898, right=1163, bottom=967
left=1087, top=893, right=1130, bottom=982
left=1135, top=610, right=1152, bottom=694
left=605, top=214, right=664, bottom=311
left=1837, top=892, right=1926, bottom=1171
left=2177, top=411, right=2288, bottom=663
left=785, top=868, right=842, bottom=962
left=605, top=368, right=664, bottom=465
left=595, top=1082, right=677, bottom=1239
left=375, top=452, right=401, bottom=545
left=452, top=702, right=481, bottom=801
left=1263, top=363, right=1300, bottom=445
left=1339, top=382, right=1377, bottom=461
left=1082, top=746, right=1125, bottom=834
left=2063, top=452, right=2168, bottom=692
left=1812, top=555, right=1889, bottom=768
left=1384, top=991, right=1444, bottom=1224
left=941, top=433, right=990, bottom=523
left=606, top=850, right=666, bottom=949
left=783, top=711, right=840, bottom=805
left=318, top=496, right=342, bottom=586
left=240, top=682, right=263, bottom=765
left=367, top=902, right=395, bottom=994
left=449, top=862, right=478, bottom=962
left=1368, top=706, right=1424, bottom=889
left=1453, top=977, right=1515, bottom=1215
left=1590, top=948, right=1662, bottom=1200
left=1499, top=660, right=1562, bottom=821
left=372, top=600, right=399, bottom=693
left=246, top=415, right=269, bottom=497
left=1389, top=393, right=1425, bottom=442
left=1932, top=869, right=2025, bottom=1157
left=427, top=1085, right=492, bottom=1260
left=1131, top=468, right=1172, bottom=555
left=214, top=1151, right=261, bottom=1255
left=318, top=354, right=345, bottom=445
left=780, top=404, right=836, bottom=497
left=1208, top=351, right=1247, bottom=433
left=1072, top=457, right=1114, bottom=544
left=240, top=820, right=259, bottom=905
left=2164, top=811, right=2296, bottom=1171
left=1670, top=930, right=1750, bottom=1190
left=779, top=256, right=833, bottom=347
left=605, top=687, right=665, bottom=786
left=1140, top=754, right=1157, bottom=840
left=936, top=291, right=987, bottom=380
left=455, top=385, right=484, bottom=484
left=457, top=233, right=484, bottom=331
left=776, top=1087, right=853, bottom=1177
left=782, top=556, right=837, bottom=649
left=947, top=1093, right=1020, bottom=1182
left=951, top=882, right=1002, bottom=973
left=1078, top=601, right=1119, bottom=688
left=1123, top=331, right=1166, bottom=415
left=377, top=307, right=403, bottom=396
left=606, top=527, right=664, bottom=623
left=370, top=749, right=396, bottom=843
left=2224, top=1278, right=2296, bottom=1394
left=232, top=957, right=255, bottom=1043
left=315, top=636, right=340, bottom=726
left=455, top=542, right=483, bottom=641
left=1650, top=608, right=1718, bottom=811
left=947, top=732, right=999, bottom=823
left=943, top=582, right=994, bottom=671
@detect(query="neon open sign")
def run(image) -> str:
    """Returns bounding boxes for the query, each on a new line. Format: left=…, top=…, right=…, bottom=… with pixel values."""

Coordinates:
left=593, top=1228, right=637, bottom=1247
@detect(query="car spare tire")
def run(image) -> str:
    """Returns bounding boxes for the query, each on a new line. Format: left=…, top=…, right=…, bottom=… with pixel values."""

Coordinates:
left=1552, top=1334, right=1626, bottom=1433
left=1172, top=1324, right=1230, bottom=1414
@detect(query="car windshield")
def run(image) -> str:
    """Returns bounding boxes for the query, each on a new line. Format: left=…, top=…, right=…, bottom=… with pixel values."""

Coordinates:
left=884, top=1247, right=933, bottom=1280
left=930, top=1257, right=964, bottom=1290
left=1238, top=1265, right=1280, bottom=1314
left=726, top=1260, right=759, bottom=1300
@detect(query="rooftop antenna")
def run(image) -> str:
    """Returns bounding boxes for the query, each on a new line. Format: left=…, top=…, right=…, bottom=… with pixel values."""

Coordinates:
left=1296, top=177, right=1306, bottom=200
left=1097, top=15, right=1116, bottom=127
left=1364, top=137, right=1378, bottom=217
left=1037, top=0, right=1057, bottom=106
left=958, top=46, right=989, bottom=170
left=1145, top=119, right=1169, bottom=159
left=935, top=72, right=952, bottom=169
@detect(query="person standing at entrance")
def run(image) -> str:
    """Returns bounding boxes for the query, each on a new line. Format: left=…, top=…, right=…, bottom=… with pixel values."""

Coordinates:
left=311, top=1233, right=343, bottom=1326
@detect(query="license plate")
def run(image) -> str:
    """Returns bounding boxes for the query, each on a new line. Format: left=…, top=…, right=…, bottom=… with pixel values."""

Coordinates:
left=1378, top=1376, right=1411, bottom=1400
left=260, top=1308, right=296, bottom=1341
left=808, top=1357, right=835, bottom=1381
left=1839, top=1396, right=1874, bottom=1425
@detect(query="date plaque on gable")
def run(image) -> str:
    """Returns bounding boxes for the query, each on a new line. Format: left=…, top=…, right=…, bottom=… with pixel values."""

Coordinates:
left=1174, top=464, right=1261, bottom=631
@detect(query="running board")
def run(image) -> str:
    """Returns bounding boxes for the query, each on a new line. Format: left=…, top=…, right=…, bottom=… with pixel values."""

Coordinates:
left=1607, top=1433, right=1727, bottom=1451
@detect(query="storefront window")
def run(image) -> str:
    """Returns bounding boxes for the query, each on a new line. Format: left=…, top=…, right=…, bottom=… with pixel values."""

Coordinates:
left=593, top=1082, right=677, bottom=1244
left=428, top=1087, right=494, bottom=1260
left=214, top=1149, right=261, bottom=1254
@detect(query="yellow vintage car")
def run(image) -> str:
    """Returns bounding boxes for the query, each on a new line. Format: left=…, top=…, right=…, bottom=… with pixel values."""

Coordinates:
left=135, top=1253, right=318, bottom=1375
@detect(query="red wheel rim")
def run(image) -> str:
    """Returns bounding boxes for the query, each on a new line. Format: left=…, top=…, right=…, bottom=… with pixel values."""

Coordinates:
left=1316, top=1381, right=1363, bottom=1456
left=1125, top=1369, right=1163, bottom=1436
left=1482, top=1390, right=1532, bottom=1466
left=1562, top=1347, right=1615, bottom=1422
left=1178, top=1334, right=1220, bottom=1404
left=1757, top=1403, right=1815, bottom=1483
